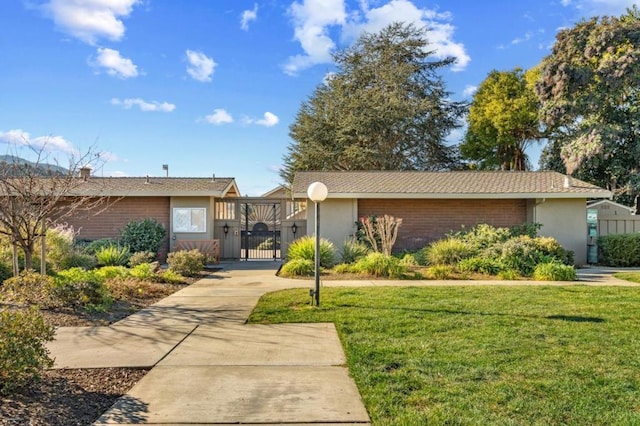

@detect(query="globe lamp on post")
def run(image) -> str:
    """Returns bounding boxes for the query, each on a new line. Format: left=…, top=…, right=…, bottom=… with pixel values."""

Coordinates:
left=307, top=182, right=328, bottom=306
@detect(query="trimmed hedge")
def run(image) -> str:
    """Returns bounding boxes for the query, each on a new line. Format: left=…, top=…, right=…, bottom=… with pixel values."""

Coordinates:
left=598, top=234, right=640, bottom=266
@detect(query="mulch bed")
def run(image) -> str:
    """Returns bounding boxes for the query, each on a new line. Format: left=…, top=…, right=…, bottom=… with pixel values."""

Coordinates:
left=1, top=270, right=217, bottom=425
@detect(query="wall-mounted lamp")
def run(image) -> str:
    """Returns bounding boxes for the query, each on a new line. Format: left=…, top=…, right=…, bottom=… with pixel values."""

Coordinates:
left=223, top=223, right=229, bottom=235
left=291, top=222, right=298, bottom=235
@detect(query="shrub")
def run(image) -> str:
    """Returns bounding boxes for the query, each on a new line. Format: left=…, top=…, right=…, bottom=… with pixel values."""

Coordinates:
left=280, top=259, right=315, bottom=277
left=399, top=253, right=418, bottom=266
left=450, top=223, right=513, bottom=251
left=333, top=263, right=355, bottom=274
left=533, top=237, right=574, bottom=265
left=53, top=268, right=111, bottom=309
left=129, top=263, right=156, bottom=281
left=498, top=235, right=572, bottom=276
left=423, top=238, right=475, bottom=265
left=155, top=269, right=186, bottom=284
left=58, top=252, right=97, bottom=270
left=120, top=218, right=166, bottom=256
left=497, top=269, right=520, bottom=280
left=0, top=261, right=13, bottom=285
left=95, top=244, right=131, bottom=267
left=0, top=272, right=57, bottom=308
left=128, top=251, right=156, bottom=267
left=167, top=249, right=205, bottom=277
left=457, top=256, right=505, bottom=275
left=38, top=224, right=77, bottom=271
left=598, top=234, right=640, bottom=267
left=83, top=238, right=119, bottom=255
left=352, top=252, right=406, bottom=278
left=533, top=262, right=577, bottom=281
left=0, top=307, right=55, bottom=395
left=287, top=236, right=335, bottom=268
left=340, top=239, right=370, bottom=264
left=427, top=265, right=455, bottom=280
left=94, top=266, right=130, bottom=281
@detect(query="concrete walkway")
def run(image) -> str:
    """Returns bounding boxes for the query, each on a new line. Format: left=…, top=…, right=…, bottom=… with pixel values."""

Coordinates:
left=46, top=263, right=639, bottom=425
left=49, top=262, right=370, bottom=425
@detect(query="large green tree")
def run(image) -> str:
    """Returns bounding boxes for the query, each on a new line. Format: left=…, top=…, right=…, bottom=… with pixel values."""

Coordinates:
left=461, top=68, right=542, bottom=170
left=281, top=22, right=466, bottom=184
left=536, top=8, right=640, bottom=203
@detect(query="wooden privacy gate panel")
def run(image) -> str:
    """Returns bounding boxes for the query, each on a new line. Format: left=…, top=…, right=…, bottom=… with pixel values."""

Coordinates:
left=175, top=239, right=220, bottom=263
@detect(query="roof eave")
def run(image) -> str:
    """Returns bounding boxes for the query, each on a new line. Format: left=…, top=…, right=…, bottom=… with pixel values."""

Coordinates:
left=293, top=191, right=612, bottom=199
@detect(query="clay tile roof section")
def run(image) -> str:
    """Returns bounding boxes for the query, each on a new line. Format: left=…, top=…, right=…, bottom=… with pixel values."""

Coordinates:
left=291, top=171, right=611, bottom=200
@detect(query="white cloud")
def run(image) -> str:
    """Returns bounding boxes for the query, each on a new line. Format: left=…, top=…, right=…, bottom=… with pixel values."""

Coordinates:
left=92, top=47, right=139, bottom=78
left=284, top=0, right=347, bottom=75
left=204, top=109, right=233, bottom=125
left=0, top=129, right=77, bottom=155
left=463, top=85, right=477, bottom=97
left=284, top=0, right=469, bottom=75
left=96, top=151, right=119, bottom=162
left=111, top=98, right=176, bottom=112
left=241, top=3, right=258, bottom=30
left=185, top=50, right=216, bottom=82
left=256, top=112, right=279, bottom=127
left=41, top=0, right=141, bottom=45
left=105, top=170, right=128, bottom=177
left=344, top=0, right=470, bottom=71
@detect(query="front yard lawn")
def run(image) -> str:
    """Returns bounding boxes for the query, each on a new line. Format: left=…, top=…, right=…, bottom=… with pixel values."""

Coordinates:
left=249, top=286, right=640, bottom=425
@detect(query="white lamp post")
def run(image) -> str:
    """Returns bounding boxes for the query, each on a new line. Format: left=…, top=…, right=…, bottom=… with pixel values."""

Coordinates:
left=307, top=181, right=328, bottom=306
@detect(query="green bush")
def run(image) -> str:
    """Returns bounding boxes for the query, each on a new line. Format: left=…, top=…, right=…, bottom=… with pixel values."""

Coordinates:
left=0, top=272, right=57, bottom=308
left=333, top=263, right=355, bottom=274
left=352, top=252, right=406, bottom=278
left=94, top=266, right=130, bottom=281
left=598, top=234, right=640, bottom=267
left=497, top=269, right=520, bottom=280
left=167, top=249, right=205, bottom=277
left=155, top=269, right=186, bottom=284
left=256, top=238, right=280, bottom=250
left=0, top=261, right=13, bottom=285
left=450, top=223, right=513, bottom=251
left=399, top=253, right=418, bottom=266
left=533, top=262, right=577, bottom=281
left=498, top=235, right=572, bottom=276
left=340, top=239, right=370, bottom=264
left=0, top=307, right=55, bottom=395
left=95, top=244, right=131, bottom=267
left=427, top=264, right=455, bottom=280
left=53, top=268, right=111, bottom=309
left=120, top=218, right=166, bottom=256
left=57, top=252, right=97, bottom=270
left=280, top=259, right=315, bottom=277
left=83, top=238, right=119, bottom=255
left=39, top=224, right=76, bottom=271
left=457, top=256, right=505, bottom=275
left=424, top=238, right=475, bottom=265
left=287, top=236, right=336, bottom=268
left=129, top=263, right=156, bottom=281
left=128, top=251, right=156, bottom=267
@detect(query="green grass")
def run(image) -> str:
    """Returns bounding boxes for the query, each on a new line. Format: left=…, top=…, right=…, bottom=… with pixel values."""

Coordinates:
left=614, top=271, right=640, bottom=283
left=248, top=286, right=640, bottom=425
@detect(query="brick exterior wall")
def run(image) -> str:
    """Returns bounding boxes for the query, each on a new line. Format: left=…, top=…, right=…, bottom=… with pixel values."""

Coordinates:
left=358, top=198, right=527, bottom=251
left=63, top=197, right=170, bottom=260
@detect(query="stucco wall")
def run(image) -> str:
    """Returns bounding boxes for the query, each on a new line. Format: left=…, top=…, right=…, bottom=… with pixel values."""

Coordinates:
left=530, top=198, right=587, bottom=265
left=358, top=198, right=527, bottom=251
left=307, top=199, right=358, bottom=250
left=169, top=196, right=215, bottom=251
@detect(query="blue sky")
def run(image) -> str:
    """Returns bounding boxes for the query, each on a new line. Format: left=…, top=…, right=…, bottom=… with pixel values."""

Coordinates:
left=0, top=0, right=636, bottom=195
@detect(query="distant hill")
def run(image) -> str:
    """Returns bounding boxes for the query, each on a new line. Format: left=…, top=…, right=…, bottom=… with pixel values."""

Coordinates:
left=0, top=155, right=69, bottom=176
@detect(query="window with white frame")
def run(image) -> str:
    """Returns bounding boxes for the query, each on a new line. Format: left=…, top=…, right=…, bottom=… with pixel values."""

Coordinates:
left=173, top=208, right=206, bottom=232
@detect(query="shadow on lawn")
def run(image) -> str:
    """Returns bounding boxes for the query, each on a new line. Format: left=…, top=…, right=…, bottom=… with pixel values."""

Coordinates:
left=332, top=303, right=606, bottom=323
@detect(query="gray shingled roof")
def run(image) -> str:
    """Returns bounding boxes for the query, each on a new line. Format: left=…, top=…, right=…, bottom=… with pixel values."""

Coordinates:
left=67, top=176, right=239, bottom=197
left=292, top=171, right=611, bottom=199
